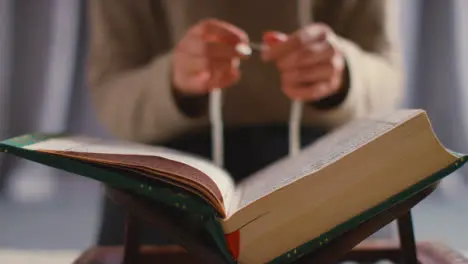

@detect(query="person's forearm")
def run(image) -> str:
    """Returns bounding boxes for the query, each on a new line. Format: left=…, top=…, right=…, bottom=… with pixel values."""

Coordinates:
left=87, top=0, right=211, bottom=143
left=89, top=53, right=206, bottom=143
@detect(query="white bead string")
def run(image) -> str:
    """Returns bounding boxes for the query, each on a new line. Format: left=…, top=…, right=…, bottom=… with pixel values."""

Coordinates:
left=289, top=0, right=312, bottom=157
left=209, top=89, right=224, bottom=167
left=210, top=0, right=312, bottom=165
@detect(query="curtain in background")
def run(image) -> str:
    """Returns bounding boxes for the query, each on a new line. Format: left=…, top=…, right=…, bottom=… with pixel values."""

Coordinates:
left=0, top=0, right=467, bottom=199
left=402, top=0, right=468, bottom=192
left=0, top=0, right=106, bottom=202
left=0, top=0, right=13, bottom=191
left=454, top=0, right=468, bottom=155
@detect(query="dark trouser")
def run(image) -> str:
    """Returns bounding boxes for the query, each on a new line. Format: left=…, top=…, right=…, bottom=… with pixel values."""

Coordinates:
left=96, top=125, right=328, bottom=245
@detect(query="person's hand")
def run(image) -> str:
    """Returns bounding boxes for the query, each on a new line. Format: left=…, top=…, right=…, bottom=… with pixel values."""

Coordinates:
left=172, top=19, right=251, bottom=96
left=262, top=24, right=346, bottom=102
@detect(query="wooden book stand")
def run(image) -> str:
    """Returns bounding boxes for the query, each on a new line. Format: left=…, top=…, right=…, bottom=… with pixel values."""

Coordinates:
left=74, top=183, right=468, bottom=264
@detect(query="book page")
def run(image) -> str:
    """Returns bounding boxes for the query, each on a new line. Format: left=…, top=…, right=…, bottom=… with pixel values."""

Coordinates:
left=25, top=136, right=236, bottom=208
left=233, top=110, right=423, bottom=212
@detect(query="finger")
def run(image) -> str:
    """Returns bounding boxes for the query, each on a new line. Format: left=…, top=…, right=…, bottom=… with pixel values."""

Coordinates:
left=263, top=31, right=288, bottom=46
left=177, top=57, right=237, bottom=91
left=282, top=81, right=332, bottom=101
left=275, top=49, right=302, bottom=71
left=207, top=60, right=235, bottom=84
left=207, top=66, right=240, bottom=89
left=195, top=59, right=240, bottom=90
left=288, top=49, right=345, bottom=81
left=261, top=31, right=288, bottom=61
left=263, top=25, right=328, bottom=61
left=296, top=43, right=335, bottom=67
left=262, top=34, right=300, bottom=62
left=190, top=18, right=249, bottom=44
left=178, top=55, right=233, bottom=74
left=180, top=68, right=239, bottom=94
left=274, top=40, right=334, bottom=71
left=298, top=23, right=331, bottom=45
left=282, top=61, right=344, bottom=101
left=178, top=36, right=248, bottom=58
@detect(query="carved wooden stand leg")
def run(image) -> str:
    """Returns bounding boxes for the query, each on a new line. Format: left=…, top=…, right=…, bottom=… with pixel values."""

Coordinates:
left=339, top=210, right=419, bottom=264
left=122, top=214, right=140, bottom=264
left=398, top=211, right=418, bottom=264
left=110, top=188, right=226, bottom=264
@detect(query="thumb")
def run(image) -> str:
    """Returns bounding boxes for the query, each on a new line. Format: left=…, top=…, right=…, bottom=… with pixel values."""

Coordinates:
left=263, top=31, right=288, bottom=46
left=262, top=31, right=288, bottom=61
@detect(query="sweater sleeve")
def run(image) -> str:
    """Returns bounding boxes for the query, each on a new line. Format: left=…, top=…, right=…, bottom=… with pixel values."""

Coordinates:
left=306, top=0, right=405, bottom=127
left=87, top=0, right=206, bottom=143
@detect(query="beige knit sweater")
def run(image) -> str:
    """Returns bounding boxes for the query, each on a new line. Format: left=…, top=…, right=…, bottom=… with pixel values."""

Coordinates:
left=87, top=0, right=404, bottom=143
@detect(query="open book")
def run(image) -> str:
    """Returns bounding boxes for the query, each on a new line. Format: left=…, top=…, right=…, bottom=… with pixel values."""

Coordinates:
left=0, top=109, right=466, bottom=264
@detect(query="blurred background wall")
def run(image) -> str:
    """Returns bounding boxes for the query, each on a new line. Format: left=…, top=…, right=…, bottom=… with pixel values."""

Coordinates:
left=0, top=0, right=106, bottom=251
left=0, top=0, right=106, bottom=200
left=402, top=0, right=468, bottom=192
left=0, top=0, right=467, bottom=258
